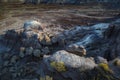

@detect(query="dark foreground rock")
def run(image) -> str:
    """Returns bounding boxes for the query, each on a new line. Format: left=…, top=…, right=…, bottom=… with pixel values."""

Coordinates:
left=0, top=20, right=120, bottom=80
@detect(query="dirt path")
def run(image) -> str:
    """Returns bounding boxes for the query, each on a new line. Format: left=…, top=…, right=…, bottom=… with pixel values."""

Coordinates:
left=0, top=4, right=120, bottom=34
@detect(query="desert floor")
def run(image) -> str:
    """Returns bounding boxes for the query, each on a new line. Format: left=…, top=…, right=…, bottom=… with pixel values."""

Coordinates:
left=0, top=3, right=120, bottom=34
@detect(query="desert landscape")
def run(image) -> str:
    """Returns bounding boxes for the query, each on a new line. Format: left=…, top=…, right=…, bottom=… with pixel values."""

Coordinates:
left=0, top=1, right=120, bottom=80
left=0, top=3, right=120, bottom=33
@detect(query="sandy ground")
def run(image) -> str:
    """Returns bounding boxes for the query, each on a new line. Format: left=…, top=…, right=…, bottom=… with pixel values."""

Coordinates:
left=0, top=3, right=120, bottom=34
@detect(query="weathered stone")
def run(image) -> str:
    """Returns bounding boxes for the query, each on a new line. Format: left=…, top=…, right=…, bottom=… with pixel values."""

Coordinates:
left=51, top=36, right=58, bottom=43
left=19, top=52, right=25, bottom=58
left=38, top=32, right=44, bottom=41
left=12, top=73, right=17, bottom=78
left=25, top=47, right=33, bottom=55
left=4, top=30, right=19, bottom=40
left=10, top=55, right=18, bottom=64
left=66, top=44, right=86, bottom=56
left=23, top=20, right=43, bottom=31
left=3, top=61, right=9, bottom=66
left=103, top=23, right=120, bottom=60
left=42, top=47, right=50, bottom=54
left=44, top=50, right=96, bottom=69
left=20, top=47, right=25, bottom=52
left=2, top=68, right=9, bottom=74
left=57, top=34, right=66, bottom=46
left=41, top=34, right=52, bottom=45
left=96, top=56, right=108, bottom=64
left=35, top=43, right=42, bottom=49
left=113, top=58, right=120, bottom=67
left=22, top=30, right=38, bottom=38
left=33, top=49, right=41, bottom=57
left=3, top=53, right=10, bottom=60
left=9, top=67, right=16, bottom=72
left=19, top=47, right=25, bottom=58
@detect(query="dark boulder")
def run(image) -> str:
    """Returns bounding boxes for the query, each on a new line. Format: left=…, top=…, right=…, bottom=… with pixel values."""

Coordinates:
left=103, top=22, right=120, bottom=60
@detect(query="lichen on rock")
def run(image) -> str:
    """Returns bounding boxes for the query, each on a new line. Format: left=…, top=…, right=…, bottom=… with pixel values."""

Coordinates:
left=50, top=61, right=66, bottom=72
left=98, top=63, right=112, bottom=73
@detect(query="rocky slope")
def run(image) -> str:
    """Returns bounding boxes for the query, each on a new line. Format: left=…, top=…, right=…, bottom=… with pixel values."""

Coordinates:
left=0, top=19, right=120, bottom=80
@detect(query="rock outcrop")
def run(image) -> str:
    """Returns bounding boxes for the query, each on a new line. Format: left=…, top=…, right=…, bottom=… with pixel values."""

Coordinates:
left=103, top=22, right=120, bottom=60
left=23, top=21, right=43, bottom=31
left=41, top=50, right=96, bottom=80
left=44, top=50, right=96, bottom=69
left=0, top=19, right=120, bottom=80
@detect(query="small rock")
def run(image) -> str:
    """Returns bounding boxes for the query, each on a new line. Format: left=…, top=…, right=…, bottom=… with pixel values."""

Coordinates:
left=12, top=73, right=17, bottom=78
left=19, top=47, right=25, bottom=58
left=3, top=61, right=9, bottom=66
left=9, top=67, right=16, bottom=72
left=35, top=43, right=42, bottom=49
left=41, top=34, right=52, bottom=45
left=2, top=68, right=9, bottom=74
left=113, top=58, right=120, bottom=66
left=20, top=47, right=25, bottom=52
left=25, top=47, right=33, bottom=55
left=23, top=20, right=43, bottom=31
left=57, top=34, right=66, bottom=46
left=17, top=72, right=21, bottom=76
left=51, top=36, right=58, bottom=43
left=3, top=53, right=10, bottom=60
left=33, top=49, right=41, bottom=57
left=38, top=32, right=44, bottom=41
left=10, top=55, right=18, bottom=64
left=96, top=56, right=108, bottom=64
left=19, top=52, right=25, bottom=58
left=66, top=44, right=86, bottom=56
left=22, top=30, right=38, bottom=38
left=42, top=47, right=50, bottom=54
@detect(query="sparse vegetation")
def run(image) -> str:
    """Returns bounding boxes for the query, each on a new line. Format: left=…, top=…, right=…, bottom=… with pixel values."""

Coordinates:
left=98, top=63, right=111, bottom=72
left=78, top=67, right=117, bottom=80
left=50, top=61, right=66, bottom=72
left=95, top=67, right=116, bottom=80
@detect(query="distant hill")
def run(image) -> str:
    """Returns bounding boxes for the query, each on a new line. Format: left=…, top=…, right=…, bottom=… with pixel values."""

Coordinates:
left=1, top=0, right=120, bottom=4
